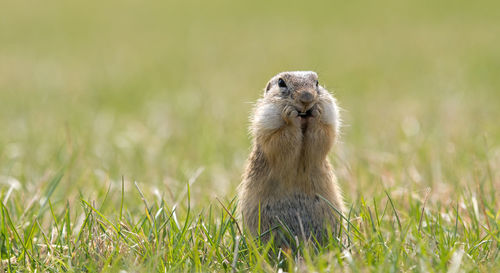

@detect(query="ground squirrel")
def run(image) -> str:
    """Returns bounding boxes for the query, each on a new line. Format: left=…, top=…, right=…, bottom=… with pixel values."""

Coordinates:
left=238, top=71, right=345, bottom=246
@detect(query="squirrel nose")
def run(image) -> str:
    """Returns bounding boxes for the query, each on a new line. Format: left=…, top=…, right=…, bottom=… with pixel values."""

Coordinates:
left=299, top=91, right=314, bottom=105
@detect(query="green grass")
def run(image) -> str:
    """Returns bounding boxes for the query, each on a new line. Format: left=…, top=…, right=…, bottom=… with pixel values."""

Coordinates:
left=1, top=0, right=500, bottom=271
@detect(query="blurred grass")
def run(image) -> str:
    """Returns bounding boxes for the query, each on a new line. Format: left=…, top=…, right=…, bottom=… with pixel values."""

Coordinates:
left=0, top=0, right=499, bottom=271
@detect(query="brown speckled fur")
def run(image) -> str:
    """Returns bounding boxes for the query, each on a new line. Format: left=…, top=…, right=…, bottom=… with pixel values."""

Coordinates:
left=238, top=71, right=345, bottom=246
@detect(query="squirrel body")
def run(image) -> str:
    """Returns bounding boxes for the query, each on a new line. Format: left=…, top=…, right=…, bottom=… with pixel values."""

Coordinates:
left=238, top=71, right=345, bottom=245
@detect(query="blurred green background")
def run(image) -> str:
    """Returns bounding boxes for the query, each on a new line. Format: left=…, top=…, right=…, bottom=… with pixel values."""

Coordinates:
left=1, top=0, right=499, bottom=207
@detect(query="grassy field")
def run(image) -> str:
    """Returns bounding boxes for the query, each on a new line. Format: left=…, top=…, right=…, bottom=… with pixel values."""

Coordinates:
left=1, top=0, right=500, bottom=271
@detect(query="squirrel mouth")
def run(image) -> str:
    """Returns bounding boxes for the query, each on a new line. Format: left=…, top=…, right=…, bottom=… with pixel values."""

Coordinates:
left=297, top=108, right=313, bottom=118
left=298, top=108, right=314, bottom=132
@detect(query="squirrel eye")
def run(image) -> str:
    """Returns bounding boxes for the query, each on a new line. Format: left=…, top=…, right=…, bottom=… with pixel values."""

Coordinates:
left=315, top=80, right=319, bottom=87
left=278, top=78, right=287, bottom=88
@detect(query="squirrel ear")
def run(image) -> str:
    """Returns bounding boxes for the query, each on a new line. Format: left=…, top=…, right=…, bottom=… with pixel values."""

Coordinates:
left=265, top=81, right=272, bottom=93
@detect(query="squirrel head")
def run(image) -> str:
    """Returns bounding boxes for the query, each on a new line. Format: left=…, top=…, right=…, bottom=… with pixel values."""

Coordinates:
left=264, top=71, right=323, bottom=114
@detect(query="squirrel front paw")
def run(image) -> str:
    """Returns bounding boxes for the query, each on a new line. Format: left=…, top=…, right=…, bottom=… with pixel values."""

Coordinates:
left=282, top=105, right=299, bottom=125
left=305, top=104, right=324, bottom=129
left=311, top=104, right=323, bottom=118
